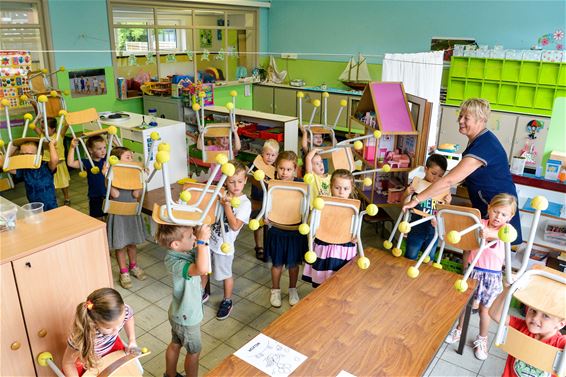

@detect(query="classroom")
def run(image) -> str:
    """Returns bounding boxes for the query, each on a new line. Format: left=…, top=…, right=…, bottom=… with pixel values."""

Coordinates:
left=1, top=1, right=565, bottom=376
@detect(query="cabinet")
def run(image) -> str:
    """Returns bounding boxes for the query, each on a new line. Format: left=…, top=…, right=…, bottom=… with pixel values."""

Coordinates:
left=1, top=206, right=112, bottom=377
left=273, top=87, right=297, bottom=117
left=252, top=85, right=274, bottom=113
left=142, top=95, right=184, bottom=121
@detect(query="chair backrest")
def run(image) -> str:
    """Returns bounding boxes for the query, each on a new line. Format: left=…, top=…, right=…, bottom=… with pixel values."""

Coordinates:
left=436, top=203, right=482, bottom=250
left=315, top=196, right=360, bottom=244
left=65, top=108, right=100, bottom=126
left=267, top=180, right=308, bottom=225
left=410, top=177, right=450, bottom=217
left=111, top=162, right=144, bottom=190
left=330, top=148, right=354, bottom=171
left=251, top=155, right=275, bottom=179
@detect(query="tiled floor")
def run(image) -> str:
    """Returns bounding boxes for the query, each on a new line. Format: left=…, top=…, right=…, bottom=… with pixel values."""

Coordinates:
left=2, top=170, right=509, bottom=377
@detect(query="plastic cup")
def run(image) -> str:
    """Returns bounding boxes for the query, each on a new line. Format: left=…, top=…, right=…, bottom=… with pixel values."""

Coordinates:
left=22, top=202, right=44, bottom=224
left=0, top=203, right=18, bottom=231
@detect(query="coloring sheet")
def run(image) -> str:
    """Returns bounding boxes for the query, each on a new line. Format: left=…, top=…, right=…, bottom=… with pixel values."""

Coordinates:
left=336, top=371, right=357, bottom=377
left=233, top=333, right=307, bottom=377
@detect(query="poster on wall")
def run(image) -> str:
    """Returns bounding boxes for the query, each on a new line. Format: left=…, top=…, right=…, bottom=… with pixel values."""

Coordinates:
left=68, top=68, right=107, bottom=98
left=0, top=50, right=32, bottom=109
left=431, top=37, right=476, bottom=62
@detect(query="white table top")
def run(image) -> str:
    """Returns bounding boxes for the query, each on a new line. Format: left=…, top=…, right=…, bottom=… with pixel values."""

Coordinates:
left=100, top=112, right=185, bottom=130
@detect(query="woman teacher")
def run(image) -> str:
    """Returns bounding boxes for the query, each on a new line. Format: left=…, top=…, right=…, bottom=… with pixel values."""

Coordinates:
left=402, top=98, right=522, bottom=245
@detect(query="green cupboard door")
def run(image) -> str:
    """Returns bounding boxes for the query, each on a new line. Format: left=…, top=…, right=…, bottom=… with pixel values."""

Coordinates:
left=273, top=87, right=297, bottom=117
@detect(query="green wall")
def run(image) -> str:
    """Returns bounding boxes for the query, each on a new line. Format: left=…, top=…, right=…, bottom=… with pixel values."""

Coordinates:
left=543, top=97, right=566, bottom=167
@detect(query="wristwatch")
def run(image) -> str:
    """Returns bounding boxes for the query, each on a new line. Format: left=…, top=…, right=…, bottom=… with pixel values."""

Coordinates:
left=196, top=240, right=208, bottom=246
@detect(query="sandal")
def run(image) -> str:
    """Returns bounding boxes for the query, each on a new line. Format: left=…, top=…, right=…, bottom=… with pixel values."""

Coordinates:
left=255, top=247, right=264, bottom=261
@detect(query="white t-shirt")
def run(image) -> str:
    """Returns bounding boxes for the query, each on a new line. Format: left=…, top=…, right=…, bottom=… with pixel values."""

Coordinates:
left=209, top=194, right=251, bottom=255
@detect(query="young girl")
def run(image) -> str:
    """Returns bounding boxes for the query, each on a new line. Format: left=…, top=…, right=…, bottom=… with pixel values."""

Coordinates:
left=251, top=139, right=279, bottom=261
left=445, top=193, right=517, bottom=361
left=197, top=125, right=241, bottom=182
left=13, top=139, right=59, bottom=210
left=67, top=135, right=108, bottom=219
left=302, top=169, right=357, bottom=287
left=62, top=288, right=138, bottom=376
left=265, top=151, right=308, bottom=307
left=106, top=146, right=147, bottom=289
left=39, top=117, right=71, bottom=205
left=304, top=148, right=331, bottom=199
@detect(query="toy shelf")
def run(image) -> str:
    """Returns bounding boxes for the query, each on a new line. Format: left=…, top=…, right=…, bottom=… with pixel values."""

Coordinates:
left=446, top=56, right=566, bottom=116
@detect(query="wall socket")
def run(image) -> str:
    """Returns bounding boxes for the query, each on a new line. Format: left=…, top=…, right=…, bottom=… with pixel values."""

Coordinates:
left=281, top=53, right=298, bottom=59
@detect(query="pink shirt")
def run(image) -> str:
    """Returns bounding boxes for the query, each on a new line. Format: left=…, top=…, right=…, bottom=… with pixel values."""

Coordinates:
left=467, top=219, right=505, bottom=272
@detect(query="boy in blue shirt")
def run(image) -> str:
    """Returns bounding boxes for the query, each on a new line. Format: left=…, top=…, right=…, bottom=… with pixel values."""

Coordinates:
left=156, top=223, right=210, bottom=377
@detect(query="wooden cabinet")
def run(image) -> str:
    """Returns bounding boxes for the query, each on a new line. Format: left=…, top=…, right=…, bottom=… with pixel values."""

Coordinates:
left=252, top=85, right=274, bottom=113
left=1, top=206, right=113, bottom=377
left=273, top=87, right=297, bottom=117
left=300, top=91, right=322, bottom=125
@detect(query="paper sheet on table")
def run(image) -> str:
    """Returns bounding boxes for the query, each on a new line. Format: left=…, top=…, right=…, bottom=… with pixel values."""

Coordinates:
left=233, top=333, right=307, bottom=377
left=337, top=371, right=356, bottom=377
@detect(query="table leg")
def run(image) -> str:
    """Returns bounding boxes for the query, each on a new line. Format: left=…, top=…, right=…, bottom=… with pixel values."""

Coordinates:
left=457, top=292, right=474, bottom=355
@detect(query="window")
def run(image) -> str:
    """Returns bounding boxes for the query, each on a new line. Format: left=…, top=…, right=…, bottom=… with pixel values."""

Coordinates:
left=109, top=2, right=258, bottom=86
left=0, top=1, right=52, bottom=71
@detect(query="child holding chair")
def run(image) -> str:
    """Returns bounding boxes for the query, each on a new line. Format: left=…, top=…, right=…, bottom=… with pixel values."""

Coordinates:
left=304, top=148, right=331, bottom=198
left=67, top=135, right=108, bottom=219
left=196, top=124, right=241, bottom=182
left=155, top=223, right=211, bottom=377
left=202, top=159, right=251, bottom=320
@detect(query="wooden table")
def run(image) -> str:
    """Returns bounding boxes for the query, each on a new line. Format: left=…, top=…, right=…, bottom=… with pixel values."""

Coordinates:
left=142, top=183, right=183, bottom=215
left=207, top=248, right=475, bottom=377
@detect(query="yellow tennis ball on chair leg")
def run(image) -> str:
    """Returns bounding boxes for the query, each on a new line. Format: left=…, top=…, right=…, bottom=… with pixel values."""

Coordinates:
left=230, top=197, right=241, bottom=208
left=391, top=247, right=402, bottom=257
left=454, top=279, right=468, bottom=292
left=498, top=224, right=517, bottom=243
left=298, top=223, right=310, bottom=235
left=432, top=262, right=443, bottom=269
left=90, top=166, right=100, bottom=174
left=398, top=221, right=411, bottom=234
left=221, top=243, right=231, bottom=254
left=530, top=195, right=549, bottom=211
left=383, top=240, right=393, bottom=250
left=79, top=171, right=87, bottom=178
left=312, top=197, right=325, bottom=211
left=304, top=251, right=317, bottom=264
left=446, top=230, right=461, bottom=244
left=249, top=219, right=260, bottom=231
left=357, top=256, right=370, bottom=270
left=179, top=191, right=191, bottom=203
left=407, top=266, right=420, bottom=278
left=353, top=140, right=363, bottom=151
left=423, top=256, right=431, bottom=264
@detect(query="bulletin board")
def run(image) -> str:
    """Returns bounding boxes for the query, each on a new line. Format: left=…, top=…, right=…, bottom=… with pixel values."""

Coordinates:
left=0, top=50, right=32, bottom=108
left=369, top=82, right=415, bottom=133
left=510, top=115, right=550, bottom=169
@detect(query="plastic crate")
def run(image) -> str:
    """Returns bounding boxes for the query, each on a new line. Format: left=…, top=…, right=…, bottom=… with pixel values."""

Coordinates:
left=440, top=258, right=463, bottom=274
left=259, top=129, right=284, bottom=142
left=238, top=123, right=259, bottom=138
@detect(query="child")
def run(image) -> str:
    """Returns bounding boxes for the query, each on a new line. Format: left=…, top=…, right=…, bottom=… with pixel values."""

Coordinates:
left=38, top=117, right=71, bottom=205
left=302, top=169, right=357, bottom=287
left=489, top=285, right=566, bottom=377
left=202, top=160, right=251, bottom=319
left=106, top=147, right=147, bottom=289
left=304, top=148, right=331, bottom=198
left=67, top=135, right=108, bottom=219
left=62, top=288, right=138, bottom=376
left=197, top=125, right=241, bottom=182
left=155, top=223, right=211, bottom=377
left=445, top=193, right=517, bottom=360
left=265, top=151, right=308, bottom=307
left=300, top=126, right=325, bottom=155
left=250, top=139, right=279, bottom=261
left=401, top=154, right=451, bottom=261
left=13, top=139, right=59, bottom=211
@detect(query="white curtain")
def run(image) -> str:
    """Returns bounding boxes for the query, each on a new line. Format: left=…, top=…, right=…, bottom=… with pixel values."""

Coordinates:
left=382, top=51, right=444, bottom=147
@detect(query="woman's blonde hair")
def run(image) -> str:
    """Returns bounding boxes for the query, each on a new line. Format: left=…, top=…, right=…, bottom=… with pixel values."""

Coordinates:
left=69, top=288, right=125, bottom=370
left=330, top=169, right=356, bottom=199
left=488, top=193, right=517, bottom=216
left=459, top=98, right=491, bottom=123
left=263, top=139, right=280, bottom=154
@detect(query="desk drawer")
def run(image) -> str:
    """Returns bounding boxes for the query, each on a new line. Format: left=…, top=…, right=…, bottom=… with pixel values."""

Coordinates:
left=120, top=128, right=142, bottom=143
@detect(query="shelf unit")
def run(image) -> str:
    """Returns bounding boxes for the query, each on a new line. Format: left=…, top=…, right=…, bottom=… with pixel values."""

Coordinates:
left=446, top=56, right=566, bottom=116
left=350, top=82, right=421, bottom=207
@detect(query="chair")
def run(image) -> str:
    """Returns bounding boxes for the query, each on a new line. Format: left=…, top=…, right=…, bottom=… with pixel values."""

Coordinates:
left=103, top=161, right=146, bottom=216
left=27, top=67, right=67, bottom=122
left=305, top=195, right=378, bottom=269
left=494, top=266, right=566, bottom=377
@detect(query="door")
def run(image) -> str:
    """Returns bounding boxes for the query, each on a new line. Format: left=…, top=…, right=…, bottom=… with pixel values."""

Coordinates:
left=300, top=91, right=322, bottom=126
left=253, top=85, right=274, bottom=113
left=273, top=87, right=297, bottom=117
left=1, top=263, right=36, bottom=376
left=13, top=228, right=112, bottom=376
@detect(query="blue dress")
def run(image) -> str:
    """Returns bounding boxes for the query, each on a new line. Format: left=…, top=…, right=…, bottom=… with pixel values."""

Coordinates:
left=462, top=129, right=522, bottom=244
left=16, top=162, right=58, bottom=211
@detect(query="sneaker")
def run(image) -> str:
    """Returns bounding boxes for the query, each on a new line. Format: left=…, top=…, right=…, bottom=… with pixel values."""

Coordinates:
left=202, top=292, right=209, bottom=303
left=444, top=328, right=462, bottom=344
left=216, top=299, right=233, bottom=320
left=130, top=266, right=146, bottom=280
left=119, top=273, right=132, bottom=289
left=270, top=289, right=281, bottom=308
left=288, top=288, right=300, bottom=306
left=473, top=336, right=489, bottom=360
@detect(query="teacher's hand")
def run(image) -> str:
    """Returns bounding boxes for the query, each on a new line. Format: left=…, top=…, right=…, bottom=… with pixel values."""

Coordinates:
left=401, top=197, right=420, bottom=212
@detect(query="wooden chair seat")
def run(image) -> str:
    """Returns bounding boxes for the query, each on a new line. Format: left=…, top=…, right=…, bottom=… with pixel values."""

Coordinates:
left=82, top=129, right=110, bottom=138
left=309, top=126, right=333, bottom=134
left=330, top=148, right=354, bottom=171
left=3, top=154, right=40, bottom=171
left=315, top=196, right=360, bottom=244
left=152, top=203, right=215, bottom=225
left=204, top=124, right=231, bottom=137
left=513, top=266, right=566, bottom=319
left=251, top=155, right=275, bottom=179
left=104, top=200, right=140, bottom=216
left=12, top=137, right=48, bottom=148
left=112, top=163, right=144, bottom=190
left=203, top=149, right=230, bottom=164
left=267, top=180, right=308, bottom=225
left=82, top=349, right=149, bottom=377
left=65, top=108, right=100, bottom=125
left=437, top=204, right=481, bottom=250
left=182, top=182, right=224, bottom=223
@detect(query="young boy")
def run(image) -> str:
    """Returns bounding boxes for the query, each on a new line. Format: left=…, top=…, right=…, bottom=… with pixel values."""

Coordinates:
left=203, top=159, right=251, bottom=319
left=489, top=285, right=566, bottom=377
left=156, top=223, right=211, bottom=377
left=401, top=154, right=451, bottom=261
left=67, top=135, right=108, bottom=219
left=251, top=139, right=279, bottom=261
left=304, top=147, right=331, bottom=199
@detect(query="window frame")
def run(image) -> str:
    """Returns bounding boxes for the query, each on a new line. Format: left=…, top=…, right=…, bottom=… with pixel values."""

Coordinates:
left=0, top=0, right=54, bottom=73
left=107, top=1, right=258, bottom=83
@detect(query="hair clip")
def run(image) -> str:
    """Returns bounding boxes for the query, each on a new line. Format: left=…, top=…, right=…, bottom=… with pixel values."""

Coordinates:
left=85, top=300, right=94, bottom=310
